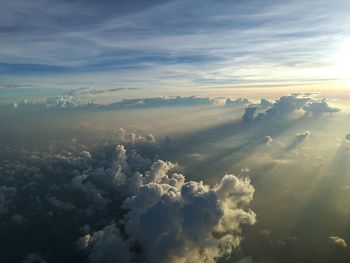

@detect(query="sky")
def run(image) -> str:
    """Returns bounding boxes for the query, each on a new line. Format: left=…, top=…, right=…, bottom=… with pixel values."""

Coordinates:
left=1, top=0, right=350, bottom=92
left=2, top=2, right=350, bottom=262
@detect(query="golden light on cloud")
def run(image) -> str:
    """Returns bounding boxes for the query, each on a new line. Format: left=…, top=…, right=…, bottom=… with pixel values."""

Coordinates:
left=329, top=236, right=348, bottom=248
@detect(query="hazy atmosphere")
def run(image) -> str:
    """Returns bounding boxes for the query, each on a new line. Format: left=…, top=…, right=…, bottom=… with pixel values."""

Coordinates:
left=1, top=1, right=350, bottom=263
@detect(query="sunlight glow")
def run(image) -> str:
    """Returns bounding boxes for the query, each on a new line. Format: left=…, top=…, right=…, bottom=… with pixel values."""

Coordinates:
left=332, top=39, right=350, bottom=86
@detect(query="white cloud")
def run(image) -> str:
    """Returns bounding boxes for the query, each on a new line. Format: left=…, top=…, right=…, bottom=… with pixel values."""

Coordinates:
left=83, top=145, right=256, bottom=263
left=241, top=94, right=310, bottom=122
left=295, top=131, right=311, bottom=141
left=303, top=99, right=340, bottom=115
left=241, top=94, right=341, bottom=123
left=329, top=236, right=347, bottom=248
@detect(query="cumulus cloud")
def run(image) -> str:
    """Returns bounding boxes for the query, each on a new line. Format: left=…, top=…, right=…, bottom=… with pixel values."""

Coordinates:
left=240, top=94, right=340, bottom=122
left=241, top=94, right=309, bottom=122
left=265, top=95, right=310, bottom=117
left=21, top=253, right=47, bottom=263
left=11, top=214, right=24, bottom=224
left=70, top=173, right=110, bottom=210
left=225, top=97, right=250, bottom=107
left=259, top=98, right=273, bottom=109
left=345, top=134, right=350, bottom=141
left=295, top=131, right=311, bottom=141
left=81, top=150, right=92, bottom=159
left=82, top=225, right=132, bottom=263
left=242, top=106, right=257, bottom=122
left=116, top=128, right=156, bottom=146
left=0, top=186, right=16, bottom=217
left=286, top=131, right=310, bottom=151
left=329, top=236, right=347, bottom=248
left=83, top=146, right=256, bottom=263
left=0, top=114, right=259, bottom=262
left=45, top=96, right=81, bottom=109
left=47, top=196, right=75, bottom=211
left=3, top=96, right=82, bottom=111
left=264, top=136, right=273, bottom=145
left=303, top=99, right=340, bottom=115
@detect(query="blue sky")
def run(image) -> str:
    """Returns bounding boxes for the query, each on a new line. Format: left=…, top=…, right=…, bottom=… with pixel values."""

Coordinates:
left=1, top=0, right=350, bottom=91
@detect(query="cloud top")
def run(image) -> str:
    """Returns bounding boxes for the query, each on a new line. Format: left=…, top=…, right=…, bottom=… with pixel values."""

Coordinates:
left=82, top=145, right=256, bottom=263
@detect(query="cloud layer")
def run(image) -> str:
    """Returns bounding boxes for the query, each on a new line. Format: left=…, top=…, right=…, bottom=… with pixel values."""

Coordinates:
left=80, top=145, right=256, bottom=263
left=0, top=126, right=256, bottom=262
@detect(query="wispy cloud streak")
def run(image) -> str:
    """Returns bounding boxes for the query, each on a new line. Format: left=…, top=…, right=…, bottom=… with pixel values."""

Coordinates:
left=1, top=0, right=350, bottom=89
